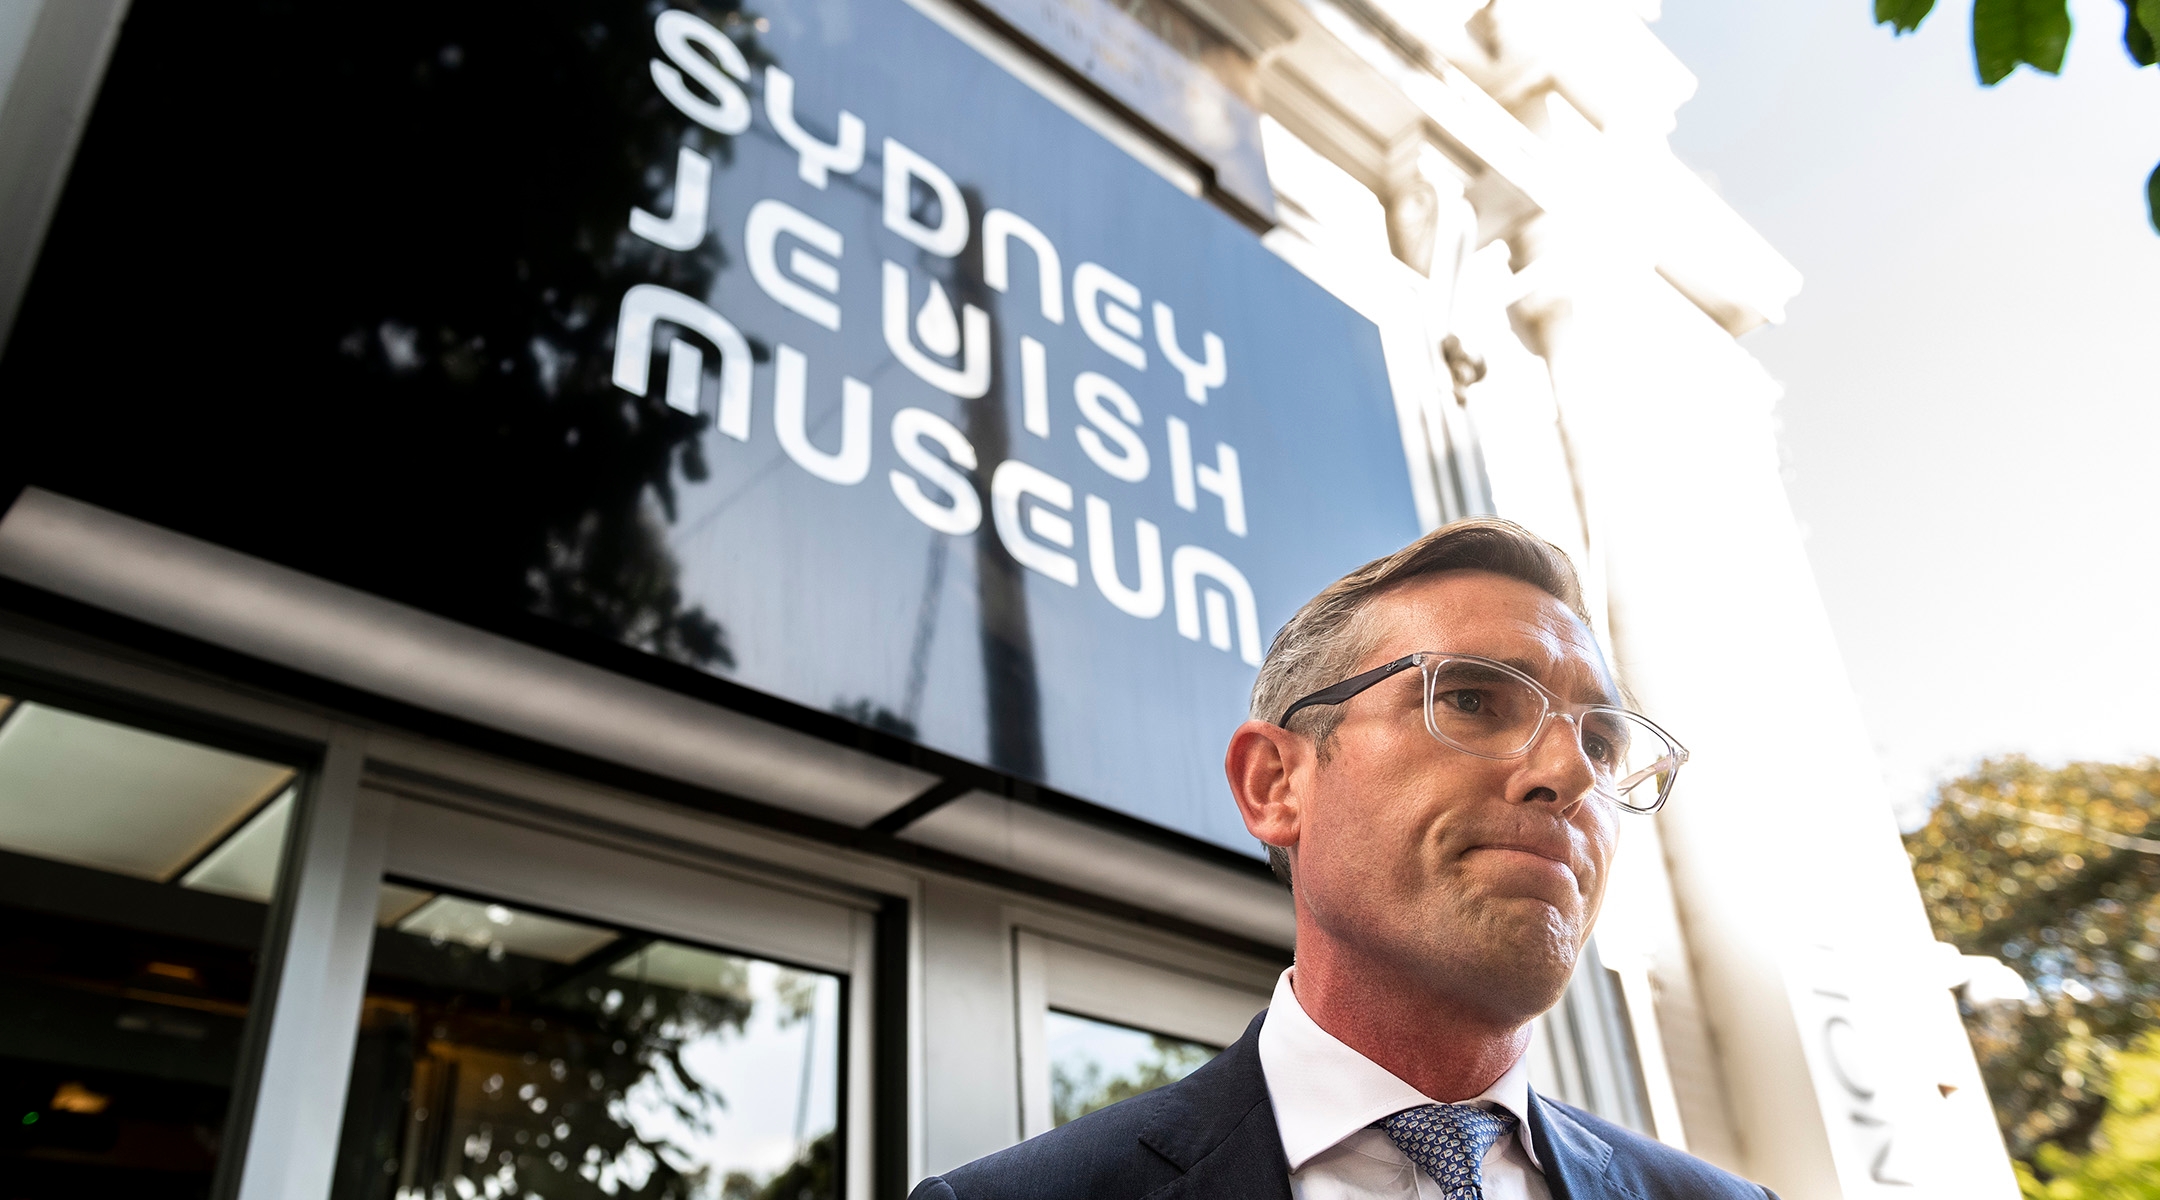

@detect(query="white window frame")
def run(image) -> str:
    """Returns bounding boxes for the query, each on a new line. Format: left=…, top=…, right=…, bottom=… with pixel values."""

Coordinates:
left=1011, top=927, right=1275, bottom=1139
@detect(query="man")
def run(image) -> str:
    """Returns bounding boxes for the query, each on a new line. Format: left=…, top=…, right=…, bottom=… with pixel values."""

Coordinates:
left=912, top=518, right=1778, bottom=1199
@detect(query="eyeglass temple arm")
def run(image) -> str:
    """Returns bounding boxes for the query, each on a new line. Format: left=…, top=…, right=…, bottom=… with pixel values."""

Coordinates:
left=1275, top=654, right=1423, bottom=728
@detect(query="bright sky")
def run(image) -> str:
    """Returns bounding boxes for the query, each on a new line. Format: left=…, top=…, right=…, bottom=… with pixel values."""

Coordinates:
left=1652, top=0, right=2160, bottom=821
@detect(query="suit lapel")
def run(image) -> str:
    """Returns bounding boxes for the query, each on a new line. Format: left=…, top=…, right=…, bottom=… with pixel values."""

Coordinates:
left=1135, top=1013, right=1294, bottom=1200
left=1526, top=1090, right=1615, bottom=1200
left=1127, top=1016, right=1616, bottom=1200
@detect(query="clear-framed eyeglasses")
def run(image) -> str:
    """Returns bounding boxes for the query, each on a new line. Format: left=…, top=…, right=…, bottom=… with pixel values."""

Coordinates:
left=1275, top=652, right=1688, bottom=814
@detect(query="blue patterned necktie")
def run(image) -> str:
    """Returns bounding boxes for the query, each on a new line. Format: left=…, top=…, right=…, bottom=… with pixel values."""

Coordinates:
left=1380, top=1104, right=1520, bottom=1199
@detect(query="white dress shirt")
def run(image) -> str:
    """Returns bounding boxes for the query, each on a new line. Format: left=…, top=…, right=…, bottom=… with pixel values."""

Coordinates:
left=1257, top=970, right=1551, bottom=1200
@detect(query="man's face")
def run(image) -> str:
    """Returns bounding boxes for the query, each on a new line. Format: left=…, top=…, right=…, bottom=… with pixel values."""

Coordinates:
left=1290, top=570, right=1621, bottom=1025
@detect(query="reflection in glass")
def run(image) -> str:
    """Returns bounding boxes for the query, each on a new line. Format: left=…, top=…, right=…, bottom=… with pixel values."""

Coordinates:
left=333, top=887, right=842, bottom=1200
left=0, top=698, right=296, bottom=1196
left=0, top=1, right=750, bottom=680
left=1045, top=1010, right=1217, bottom=1126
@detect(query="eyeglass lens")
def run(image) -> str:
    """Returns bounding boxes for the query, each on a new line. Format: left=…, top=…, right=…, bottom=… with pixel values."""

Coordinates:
left=1420, top=659, right=1679, bottom=810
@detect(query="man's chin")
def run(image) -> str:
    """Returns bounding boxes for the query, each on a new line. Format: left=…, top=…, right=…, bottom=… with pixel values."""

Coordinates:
left=1468, top=888, right=1583, bottom=936
left=1391, top=909, right=1580, bottom=1022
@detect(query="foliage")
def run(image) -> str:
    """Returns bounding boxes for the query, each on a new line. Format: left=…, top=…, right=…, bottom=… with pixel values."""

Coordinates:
left=1976, top=0, right=2074, bottom=81
left=1905, top=757, right=2160, bottom=1169
left=725, top=1132, right=838, bottom=1200
left=1874, top=0, right=2160, bottom=230
left=342, top=928, right=839, bottom=1200
left=1051, top=1036, right=1216, bottom=1126
left=2017, top=1031, right=2160, bottom=1198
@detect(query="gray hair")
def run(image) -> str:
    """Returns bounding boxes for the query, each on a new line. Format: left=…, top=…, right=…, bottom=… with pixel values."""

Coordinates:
left=1248, top=517, right=1589, bottom=886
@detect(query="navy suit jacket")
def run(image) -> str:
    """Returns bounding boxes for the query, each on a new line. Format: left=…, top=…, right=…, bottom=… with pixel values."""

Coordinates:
left=912, top=1012, right=1778, bottom=1200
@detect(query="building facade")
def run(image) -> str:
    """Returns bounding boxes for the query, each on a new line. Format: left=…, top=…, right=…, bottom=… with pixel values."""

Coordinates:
left=0, top=1, right=2017, bottom=1198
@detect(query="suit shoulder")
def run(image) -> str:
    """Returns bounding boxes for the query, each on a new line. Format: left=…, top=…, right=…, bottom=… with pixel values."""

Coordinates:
left=916, top=1087, right=1184, bottom=1200
left=1547, top=1101, right=1776, bottom=1199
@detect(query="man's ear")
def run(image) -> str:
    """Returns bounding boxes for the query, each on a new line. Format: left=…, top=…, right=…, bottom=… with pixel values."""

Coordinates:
left=1225, top=719, right=1308, bottom=853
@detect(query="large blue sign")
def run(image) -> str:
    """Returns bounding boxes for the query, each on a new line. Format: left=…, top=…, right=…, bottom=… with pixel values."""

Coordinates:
left=625, top=0, right=1418, bottom=851
left=0, top=0, right=1419, bottom=856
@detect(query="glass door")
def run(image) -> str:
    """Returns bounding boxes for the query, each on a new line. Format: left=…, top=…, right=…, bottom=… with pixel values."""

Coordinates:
left=330, top=791, right=876, bottom=1200
left=0, top=694, right=300, bottom=1199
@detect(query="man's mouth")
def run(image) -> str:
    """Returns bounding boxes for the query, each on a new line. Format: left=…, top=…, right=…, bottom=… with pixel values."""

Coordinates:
left=1464, top=842, right=1580, bottom=892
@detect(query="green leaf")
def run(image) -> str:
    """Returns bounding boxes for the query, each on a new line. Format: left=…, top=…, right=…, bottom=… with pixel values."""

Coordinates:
left=2148, top=161, right=2160, bottom=235
left=1973, top=0, right=2073, bottom=84
left=2136, top=0, right=2160, bottom=63
left=1877, top=0, right=1939, bottom=33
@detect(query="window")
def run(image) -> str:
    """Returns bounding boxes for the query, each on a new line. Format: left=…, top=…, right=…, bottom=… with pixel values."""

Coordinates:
left=1013, top=930, right=1272, bottom=1137
left=1045, top=1010, right=1216, bottom=1126
left=327, top=786, right=877, bottom=1200
left=332, top=889, right=844, bottom=1200
left=0, top=696, right=297, bottom=1195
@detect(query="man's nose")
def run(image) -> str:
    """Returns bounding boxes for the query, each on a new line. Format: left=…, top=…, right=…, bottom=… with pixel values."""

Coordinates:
left=1515, top=712, right=1597, bottom=805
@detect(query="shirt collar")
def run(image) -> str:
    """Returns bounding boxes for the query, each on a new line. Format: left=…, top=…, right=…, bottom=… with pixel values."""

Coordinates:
left=1256, top=968, right=1541, bottom=1172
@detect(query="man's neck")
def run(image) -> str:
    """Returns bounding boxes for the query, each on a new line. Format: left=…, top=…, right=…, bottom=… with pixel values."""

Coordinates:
left=1288, top=940, right=1531, bottom=1103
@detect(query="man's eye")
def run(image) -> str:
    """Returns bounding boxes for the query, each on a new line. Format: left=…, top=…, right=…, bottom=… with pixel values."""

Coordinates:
left=1439, top=690, right=1485, bottom=714
left=1582, top=734, right=1614, bottom=764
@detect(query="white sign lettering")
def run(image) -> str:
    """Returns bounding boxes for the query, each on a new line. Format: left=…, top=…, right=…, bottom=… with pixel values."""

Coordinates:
left=623, top=7, right=1264, bottom=667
